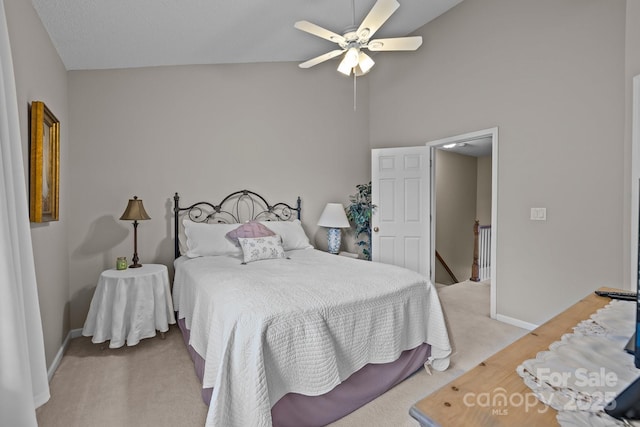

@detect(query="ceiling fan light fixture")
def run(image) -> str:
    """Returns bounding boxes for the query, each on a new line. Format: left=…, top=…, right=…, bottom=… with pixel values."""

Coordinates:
left=337, top=56, right=353, bottom=76
left=337, top=46, right=360, bottom=76
left=344, top=47, right=359, bottom=67
left=355, top=52, right=375, bottom=75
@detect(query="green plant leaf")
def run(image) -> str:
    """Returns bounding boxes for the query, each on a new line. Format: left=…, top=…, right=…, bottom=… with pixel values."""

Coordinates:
left=345, top=182, right=376, bottom=261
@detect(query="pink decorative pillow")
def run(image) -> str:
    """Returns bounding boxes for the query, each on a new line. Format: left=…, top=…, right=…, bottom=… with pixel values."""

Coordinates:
left=226, top=221, right=276, bottom=245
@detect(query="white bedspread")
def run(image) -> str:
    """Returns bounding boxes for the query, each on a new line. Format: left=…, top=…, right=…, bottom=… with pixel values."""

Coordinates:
left=173, top=249, right=451, bottom=427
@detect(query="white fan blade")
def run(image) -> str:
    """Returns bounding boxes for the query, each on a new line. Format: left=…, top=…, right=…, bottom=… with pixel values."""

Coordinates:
left=367, top=36, right=423, bottom=51
left=299, top=49, right=345, bottom=68
left=294, top=21, right=346, bottom=45
left=356, top=0, right=400, bottom=41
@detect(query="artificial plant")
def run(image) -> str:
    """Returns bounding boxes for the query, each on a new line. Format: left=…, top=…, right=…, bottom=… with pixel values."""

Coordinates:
left=345, top=182, right=376, bottom=261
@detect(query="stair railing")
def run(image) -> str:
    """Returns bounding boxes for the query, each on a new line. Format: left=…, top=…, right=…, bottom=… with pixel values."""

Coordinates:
left=471, top=220, right=491, bottom=282
left=436, top=250, right=458, bottom=284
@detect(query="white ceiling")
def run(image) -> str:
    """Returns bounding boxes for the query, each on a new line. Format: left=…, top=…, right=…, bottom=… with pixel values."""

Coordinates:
left=437, top=137, right=493, bottom=158
left=31, top=0, right=464, bottom=71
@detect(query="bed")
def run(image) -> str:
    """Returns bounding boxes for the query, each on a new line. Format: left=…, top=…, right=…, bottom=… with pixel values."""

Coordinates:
left=172, top=190, right=451, bottom=427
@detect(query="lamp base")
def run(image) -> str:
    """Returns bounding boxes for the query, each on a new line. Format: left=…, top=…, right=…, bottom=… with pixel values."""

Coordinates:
left=327, top=228, right=341, bottom=254
left=130, top=251, right=141, bottom=268
left=129, top=222, right=143, bottom=268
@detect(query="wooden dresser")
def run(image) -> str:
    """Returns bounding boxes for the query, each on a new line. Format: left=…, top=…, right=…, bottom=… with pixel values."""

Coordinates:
left=409, top=288, right=623, bottom=427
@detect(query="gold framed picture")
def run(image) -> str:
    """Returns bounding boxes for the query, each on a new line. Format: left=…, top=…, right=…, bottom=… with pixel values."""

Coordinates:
left=30, top=101, right=60, bottom=222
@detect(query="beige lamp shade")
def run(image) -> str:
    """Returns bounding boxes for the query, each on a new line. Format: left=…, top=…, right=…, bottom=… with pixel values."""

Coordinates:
left=317, top=203, right=349, bottom=228
left=120, top=196, right=151, bottom=221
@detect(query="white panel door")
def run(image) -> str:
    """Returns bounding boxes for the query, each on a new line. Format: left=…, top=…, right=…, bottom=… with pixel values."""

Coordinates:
left=371, top=147, right=430, bottom=276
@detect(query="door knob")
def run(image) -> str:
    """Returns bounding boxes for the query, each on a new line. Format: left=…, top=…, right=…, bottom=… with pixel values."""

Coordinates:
left=373, top=227, right=379, bottom=232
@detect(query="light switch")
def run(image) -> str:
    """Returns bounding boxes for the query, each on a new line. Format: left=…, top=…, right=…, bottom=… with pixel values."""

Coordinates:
left=530, top=208, right=547, bottom=221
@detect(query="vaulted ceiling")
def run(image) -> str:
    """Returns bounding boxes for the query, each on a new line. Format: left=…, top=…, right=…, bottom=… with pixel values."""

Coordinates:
left=31, top=0, right=463, bottom=70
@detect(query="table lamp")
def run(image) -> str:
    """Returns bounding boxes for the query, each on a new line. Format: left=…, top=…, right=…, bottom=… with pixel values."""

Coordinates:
left=317, top=203, right=350, bottom=254
left=120, top=196, right=150, bottom=268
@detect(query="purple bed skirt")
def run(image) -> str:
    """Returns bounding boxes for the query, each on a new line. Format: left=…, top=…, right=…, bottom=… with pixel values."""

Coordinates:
left=178, top=317, right=431, bottom=427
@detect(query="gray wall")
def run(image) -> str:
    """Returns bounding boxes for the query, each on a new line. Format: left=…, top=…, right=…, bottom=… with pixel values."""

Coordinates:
left=369, top=0, right=627, bottom=325
left=434, top=151, right=492, bottom=285
left=66, top=64, right=371, bottom=328
left=434, top=149, right=478, bottom=283
left=476, top=155, right=492, bottom=225
left=5, top=0, right=70, bottom=368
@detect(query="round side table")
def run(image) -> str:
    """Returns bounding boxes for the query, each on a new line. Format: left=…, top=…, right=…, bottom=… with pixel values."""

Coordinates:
left=82, top=264, right=176, bottom=348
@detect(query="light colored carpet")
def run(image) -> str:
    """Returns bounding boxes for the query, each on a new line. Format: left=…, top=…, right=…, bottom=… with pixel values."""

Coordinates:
left=330, top=281, right=527, bottom=426
left=37, top=280, right=527, bottom=427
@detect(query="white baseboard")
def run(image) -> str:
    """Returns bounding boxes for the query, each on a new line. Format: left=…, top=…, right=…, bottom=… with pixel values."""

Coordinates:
left=47, top=328, right=83, bottom=382
left=496, top=314, right=539, bottom=331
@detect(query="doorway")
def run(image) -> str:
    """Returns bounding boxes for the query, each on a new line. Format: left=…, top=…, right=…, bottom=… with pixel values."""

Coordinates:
left=427, top=128, right=498, bottom=319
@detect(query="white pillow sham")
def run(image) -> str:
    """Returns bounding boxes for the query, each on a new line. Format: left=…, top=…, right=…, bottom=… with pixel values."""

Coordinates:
left=183, top=219, right=242, bottom=258
left=237, top=235, right=286, bottom=264
left=260, top=219, right=313, bottom=251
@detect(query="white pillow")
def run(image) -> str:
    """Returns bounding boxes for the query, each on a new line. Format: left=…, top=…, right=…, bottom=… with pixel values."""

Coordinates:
left=260, top=219, right=313, bottom=251
left=238, top=235, right=286, bottom=264
left=183, top=219, right=242, bottom=258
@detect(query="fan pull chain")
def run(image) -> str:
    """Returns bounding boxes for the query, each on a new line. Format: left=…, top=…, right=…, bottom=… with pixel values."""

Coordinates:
left=353, top=73, right=357, bottom=111
left=351, top=0, right=357, bottom=110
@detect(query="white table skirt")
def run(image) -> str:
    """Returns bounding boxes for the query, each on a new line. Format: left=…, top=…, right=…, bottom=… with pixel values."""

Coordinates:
left=82, top=264, right=176, bottom=348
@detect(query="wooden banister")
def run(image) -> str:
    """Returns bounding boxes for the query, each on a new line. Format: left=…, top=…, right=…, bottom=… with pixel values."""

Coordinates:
left=435, top=250, right=458, bottom=284
left=470, top=220, right=480, bottom=282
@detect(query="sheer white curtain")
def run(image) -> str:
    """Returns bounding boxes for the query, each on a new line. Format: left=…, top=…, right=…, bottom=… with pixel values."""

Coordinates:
left=0, top=0, right=50, bottom=425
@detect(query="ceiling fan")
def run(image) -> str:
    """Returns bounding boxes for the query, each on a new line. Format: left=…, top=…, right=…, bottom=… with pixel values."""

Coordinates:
left=294, top=0, right=423, bottom=76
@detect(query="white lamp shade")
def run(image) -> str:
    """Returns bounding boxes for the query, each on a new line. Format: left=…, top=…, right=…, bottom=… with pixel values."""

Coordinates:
left=317, top=203, right=350, bottom=228
left=337, top=47, right=360, bottom=76
left=337, top=56, right=353, bottom=76
left=354, top=52, right=375, bottom=76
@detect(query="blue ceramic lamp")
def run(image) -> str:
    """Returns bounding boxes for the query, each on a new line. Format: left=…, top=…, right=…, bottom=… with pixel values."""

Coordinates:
left=317, top=203, right=350, bottom=254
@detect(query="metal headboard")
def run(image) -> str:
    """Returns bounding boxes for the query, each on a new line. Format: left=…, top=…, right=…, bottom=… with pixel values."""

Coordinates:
left=173, top=190, right=301, bottom=259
